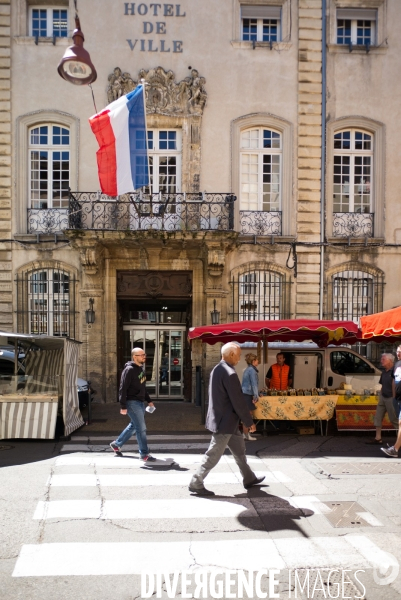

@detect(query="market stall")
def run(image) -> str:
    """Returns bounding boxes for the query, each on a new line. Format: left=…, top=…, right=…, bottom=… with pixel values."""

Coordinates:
left=188, top=319, right=389, bottom=433
left=0, top=332, right=84, bottom=439
left=336, top=393, right=395, bottom=431
left=253, top=393, right=338, bottom=436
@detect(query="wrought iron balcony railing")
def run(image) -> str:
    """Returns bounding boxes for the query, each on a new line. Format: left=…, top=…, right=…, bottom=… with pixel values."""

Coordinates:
left=67, top=192, right=236, bottom=232
left=28, top=208, right=69, bottom=234
left=239, top=211, right=282, bottom=236
left=332, top=212, right=374, bottom=238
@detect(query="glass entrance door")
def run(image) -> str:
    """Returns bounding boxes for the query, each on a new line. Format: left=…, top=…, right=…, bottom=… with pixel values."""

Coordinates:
left=122, top=326, right=186, bottom=399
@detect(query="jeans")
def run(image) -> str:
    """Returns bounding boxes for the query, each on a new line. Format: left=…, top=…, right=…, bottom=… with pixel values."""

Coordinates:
left=115, top=400, right=149, bottom=457
left=190, top=429, right=256, bottom=489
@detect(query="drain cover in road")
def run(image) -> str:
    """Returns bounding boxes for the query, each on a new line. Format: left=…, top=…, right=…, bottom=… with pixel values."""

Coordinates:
left=322, top=501, right=379, bottom=528
left=317, top=462, right=401, bottom=475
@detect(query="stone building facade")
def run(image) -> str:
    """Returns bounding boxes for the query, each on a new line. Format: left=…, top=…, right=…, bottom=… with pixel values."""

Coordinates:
left=3, top=0, right=400, bottom=402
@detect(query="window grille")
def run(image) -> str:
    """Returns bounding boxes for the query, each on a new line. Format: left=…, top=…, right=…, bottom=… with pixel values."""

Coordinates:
left=326, top=269, right=383, bottom=322
left=231, top=270, right=290, bottom=321
left=16, top=268, right=78, bottom=339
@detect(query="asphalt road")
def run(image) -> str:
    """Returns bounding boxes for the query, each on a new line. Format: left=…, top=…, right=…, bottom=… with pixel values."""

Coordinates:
left=1, top=432, right=401, bottom=600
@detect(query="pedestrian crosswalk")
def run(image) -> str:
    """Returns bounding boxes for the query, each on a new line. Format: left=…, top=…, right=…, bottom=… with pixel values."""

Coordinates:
left=10, top=432, right=392, bottom=596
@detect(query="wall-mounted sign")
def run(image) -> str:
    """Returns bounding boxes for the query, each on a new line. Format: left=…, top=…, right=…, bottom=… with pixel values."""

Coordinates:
left=124, top=3, right=186, bottom=53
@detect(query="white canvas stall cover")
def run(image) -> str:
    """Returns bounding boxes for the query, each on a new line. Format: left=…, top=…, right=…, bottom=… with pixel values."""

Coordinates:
left=63, top=339, right=84, bottom=436
left=0, top=332, right=83, bottom=439
left=0, top=401, right=58, bottom=439
left=25, top=347, right=64, bottom=394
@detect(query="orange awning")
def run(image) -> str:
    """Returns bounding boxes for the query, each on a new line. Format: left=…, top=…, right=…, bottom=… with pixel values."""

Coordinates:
left=360, top=306, right=401, bottom=339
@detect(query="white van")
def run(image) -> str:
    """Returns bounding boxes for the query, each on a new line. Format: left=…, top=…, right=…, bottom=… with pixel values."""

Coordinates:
left=238, top=342, right=381, bottom=391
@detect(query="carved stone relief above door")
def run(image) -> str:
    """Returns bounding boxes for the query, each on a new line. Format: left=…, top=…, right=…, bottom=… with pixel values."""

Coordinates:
left=117, top=270, right=192, bottom=299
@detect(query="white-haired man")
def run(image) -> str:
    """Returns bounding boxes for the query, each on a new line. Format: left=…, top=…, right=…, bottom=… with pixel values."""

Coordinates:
left=366, top=353, right=398, bottom=444
left=189, top=342, right=265, bottom=496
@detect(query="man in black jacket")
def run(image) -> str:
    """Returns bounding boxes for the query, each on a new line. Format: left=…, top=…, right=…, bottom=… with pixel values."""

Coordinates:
left=189, top=342, right=265, bottom=496
left=110, top=348, right=156, bottom=462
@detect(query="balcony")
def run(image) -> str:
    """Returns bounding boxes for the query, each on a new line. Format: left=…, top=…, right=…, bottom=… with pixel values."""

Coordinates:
left=27, top=208, right=69, bottom=234
left=239, top=211, right=282, bottom=236
left=332, top=212, right=374, bottom=238
left=27, top=192, right=237, bottom=234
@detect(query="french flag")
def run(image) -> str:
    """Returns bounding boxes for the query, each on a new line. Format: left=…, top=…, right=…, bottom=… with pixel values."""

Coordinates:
left=89, top=85, right=149, bottom=196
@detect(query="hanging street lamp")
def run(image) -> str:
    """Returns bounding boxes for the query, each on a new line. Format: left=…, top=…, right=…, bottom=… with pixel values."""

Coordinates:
left=57, top=4, right=97, bottom=86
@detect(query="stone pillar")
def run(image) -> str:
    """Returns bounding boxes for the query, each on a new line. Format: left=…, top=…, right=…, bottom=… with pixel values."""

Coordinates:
left=78, top=240, right=105, bottom=402
left=296, top=0, right=323, bottom=318
left=0, top=0, right=11, bottom=330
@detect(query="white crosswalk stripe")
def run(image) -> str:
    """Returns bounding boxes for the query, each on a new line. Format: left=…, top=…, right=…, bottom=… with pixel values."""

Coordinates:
left=11, top=434, right=391, bottom=589
left=13, top=536, right=388, bottom=577
left=32, top=496, right=332, bottom=520
left=46, top=470, right=272, bottom=487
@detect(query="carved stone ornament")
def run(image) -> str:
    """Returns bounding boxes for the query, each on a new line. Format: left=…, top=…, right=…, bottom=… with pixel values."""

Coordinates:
left=79, top=245, right=99, bottom=275
left=207, top=248, right=225, bottom=277
left=117, top=270, right=192, bottom=298
left=107, top=66, right=207, bottom=116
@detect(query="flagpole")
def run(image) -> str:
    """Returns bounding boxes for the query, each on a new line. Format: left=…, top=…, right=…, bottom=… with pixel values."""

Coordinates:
left=140, top=79, right=150, bottom=189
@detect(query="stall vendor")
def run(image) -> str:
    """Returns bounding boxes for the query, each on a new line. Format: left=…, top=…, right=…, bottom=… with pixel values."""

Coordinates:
left=265, top=352, right=292, bottom=390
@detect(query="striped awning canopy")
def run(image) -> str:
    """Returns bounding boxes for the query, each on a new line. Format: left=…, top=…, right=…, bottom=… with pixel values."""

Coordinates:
left=360, top=307, right=401, bottom=340
left=188, top=319, right=362, bottom=347
left=0, top=332, right=84, bottom=439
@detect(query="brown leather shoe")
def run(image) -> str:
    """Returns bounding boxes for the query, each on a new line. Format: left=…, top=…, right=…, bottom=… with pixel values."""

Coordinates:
left=365, top=439, right=383, bottom=445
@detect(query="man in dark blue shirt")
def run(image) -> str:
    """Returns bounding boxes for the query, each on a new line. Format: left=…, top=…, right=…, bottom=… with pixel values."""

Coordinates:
left=189, top=342, right=265, bottom=496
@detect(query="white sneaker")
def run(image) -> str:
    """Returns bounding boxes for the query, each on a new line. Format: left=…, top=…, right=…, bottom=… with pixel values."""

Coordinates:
left=246, top=434, right=257, bottom=441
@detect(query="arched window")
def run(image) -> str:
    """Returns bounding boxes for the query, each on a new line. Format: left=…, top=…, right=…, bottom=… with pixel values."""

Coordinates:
left=240, top=127, right=282, bottom=212
left=231, top=269, right=290, bottom=321
left=29, top=124, right=70, bottom=209
left=17, top=267, right=77, bottom=338
left=333, top=129, right=373, bottom=214
left=329, top=268, right=383, bottom=322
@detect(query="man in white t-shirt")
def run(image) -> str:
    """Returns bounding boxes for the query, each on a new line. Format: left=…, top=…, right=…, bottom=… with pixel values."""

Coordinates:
left=381, top=345, right=401, bottom=458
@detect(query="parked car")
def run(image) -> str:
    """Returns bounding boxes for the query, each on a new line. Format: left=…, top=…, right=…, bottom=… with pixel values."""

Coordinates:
left=77, top=378, right=94, bottom=410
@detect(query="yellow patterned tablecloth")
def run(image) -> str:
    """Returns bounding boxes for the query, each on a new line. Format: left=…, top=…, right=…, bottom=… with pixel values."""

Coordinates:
left=336, top=394, right=395, bottom=431
left=253, top=395, right=338, bottom=421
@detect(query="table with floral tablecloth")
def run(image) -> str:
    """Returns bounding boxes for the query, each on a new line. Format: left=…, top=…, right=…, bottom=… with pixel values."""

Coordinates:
left=336, top=394, right=396, bottom=431
left=253, top=395, right=338, bottom=421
